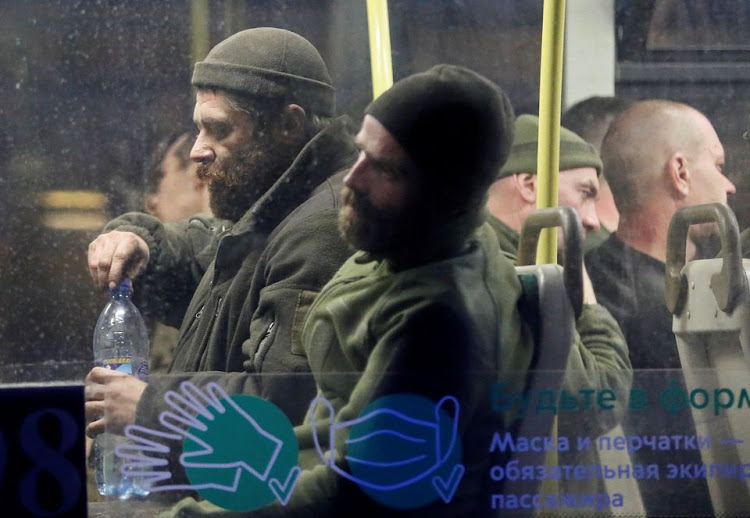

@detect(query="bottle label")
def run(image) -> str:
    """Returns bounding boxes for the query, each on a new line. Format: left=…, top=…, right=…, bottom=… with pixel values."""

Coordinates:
left=135, top=361, right=149, bottom=379
left=97, top=357, right=132, bottom=375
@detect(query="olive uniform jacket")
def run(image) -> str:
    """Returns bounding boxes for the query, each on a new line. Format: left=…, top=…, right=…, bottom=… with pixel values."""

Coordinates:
left=164, top=223, right=535, bottom=517
left=486, top=215, right=632, bottom=426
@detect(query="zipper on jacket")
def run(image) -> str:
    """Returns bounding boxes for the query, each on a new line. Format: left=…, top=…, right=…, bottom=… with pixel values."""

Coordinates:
left=253, top=321, right=275, bottom=368
left=195, top=296, right=223, bottom=369
left=171, top=303, right=205, bottom=370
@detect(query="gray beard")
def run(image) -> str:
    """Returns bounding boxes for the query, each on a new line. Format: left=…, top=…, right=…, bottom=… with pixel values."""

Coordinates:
left=208, top=181, right=262, bottom=222
left=200, top=148, right=288, bottom=222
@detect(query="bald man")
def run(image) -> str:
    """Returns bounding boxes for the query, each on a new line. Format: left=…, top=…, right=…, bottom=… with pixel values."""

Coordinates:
left=586, top=100, right=735, bottom=370
left=585, top=100, right=735, bottom=517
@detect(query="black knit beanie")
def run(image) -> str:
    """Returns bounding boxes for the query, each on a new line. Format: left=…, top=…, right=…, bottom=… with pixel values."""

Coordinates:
left=192, top=27, right=334, bottom=116
left=365, top=65, right=515, bottom=213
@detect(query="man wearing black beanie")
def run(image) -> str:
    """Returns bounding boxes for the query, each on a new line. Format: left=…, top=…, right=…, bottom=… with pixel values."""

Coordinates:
left=84, top=27, right=357, bottom=458
left=162, top=65, right=536, bottom=517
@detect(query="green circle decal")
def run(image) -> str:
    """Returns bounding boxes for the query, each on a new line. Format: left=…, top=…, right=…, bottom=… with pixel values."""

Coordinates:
left=182, top=394, right=299, bottom=511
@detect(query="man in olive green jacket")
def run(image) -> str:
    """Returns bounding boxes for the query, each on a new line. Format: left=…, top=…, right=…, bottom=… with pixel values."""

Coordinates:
left=486, top=114, right=632, bottom=502
left=164, top=65, right=533, bottom=517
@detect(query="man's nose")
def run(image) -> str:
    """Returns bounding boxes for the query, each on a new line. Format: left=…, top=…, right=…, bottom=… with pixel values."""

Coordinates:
left=724, top=175, right=737, bottom=196
left=581, top=205, right=601, bottom=233
left=343, top=154, right=368, bottom=192
left=190, top=134, right=215, bottom=163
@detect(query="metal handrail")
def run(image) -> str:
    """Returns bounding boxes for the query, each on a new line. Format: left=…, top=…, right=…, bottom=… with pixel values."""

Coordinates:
left=665, top=203, right=745, bottom=315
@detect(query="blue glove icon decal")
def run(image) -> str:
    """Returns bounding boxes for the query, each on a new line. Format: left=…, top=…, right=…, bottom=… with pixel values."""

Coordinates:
left=310, top=393, right=464, bottom=509
left=116, top=382, right=299, bottom=511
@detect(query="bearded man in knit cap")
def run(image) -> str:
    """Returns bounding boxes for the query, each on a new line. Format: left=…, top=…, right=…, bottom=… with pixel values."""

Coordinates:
left=85, top=28, right=356, bottom=441
left=163, top=65, right=535, bottom=517
left=485, top=114, right=631, bottom=499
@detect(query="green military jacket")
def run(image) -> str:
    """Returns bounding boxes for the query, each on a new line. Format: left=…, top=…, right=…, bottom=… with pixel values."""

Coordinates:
left=158, top=217, right=631, bottom=517
left=163, top=223, right=535, bottom=516
left=486, top=215, right=631, bottom=423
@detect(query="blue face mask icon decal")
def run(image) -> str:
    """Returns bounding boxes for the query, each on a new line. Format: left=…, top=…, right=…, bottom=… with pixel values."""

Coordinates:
left=310, top=393, right=464, bottom=509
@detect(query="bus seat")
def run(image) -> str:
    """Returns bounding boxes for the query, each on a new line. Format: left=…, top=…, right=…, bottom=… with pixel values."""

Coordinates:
left=499, top=208, right=578, bottom=505
left=667, top=202, right=750, bottom=516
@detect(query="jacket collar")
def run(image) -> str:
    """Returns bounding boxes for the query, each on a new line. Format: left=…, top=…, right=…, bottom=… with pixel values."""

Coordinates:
left=357, top=208, right=486, bottom=272
left=230, top=115, right=356, bottom=237
left=486, top=214, right=520, bottom=262
left=212, top=116, right=356, bottom=281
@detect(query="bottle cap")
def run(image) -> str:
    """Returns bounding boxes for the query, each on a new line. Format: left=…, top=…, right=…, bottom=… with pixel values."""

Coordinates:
left=111, top=278, right=133, bottom=297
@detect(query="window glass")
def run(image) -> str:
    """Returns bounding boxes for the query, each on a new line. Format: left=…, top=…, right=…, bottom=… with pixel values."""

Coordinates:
left=0, top=2, right=748, bottom=517
left=648, top=0, right=750, bottom=51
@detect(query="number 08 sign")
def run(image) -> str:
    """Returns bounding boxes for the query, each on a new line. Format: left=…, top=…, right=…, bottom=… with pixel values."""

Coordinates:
left=0, top=383, right=87, bottom=517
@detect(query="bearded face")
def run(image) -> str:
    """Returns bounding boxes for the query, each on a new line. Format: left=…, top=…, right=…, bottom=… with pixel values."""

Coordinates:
left=198, top=136, right=291, bottom=222
left=338, top=185, right=420, bottom=255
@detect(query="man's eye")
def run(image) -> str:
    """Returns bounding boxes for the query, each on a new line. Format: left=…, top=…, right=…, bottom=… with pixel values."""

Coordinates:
left=206, top=124, right=230, bottom=139
left=370, top=161, right=397, bottom=179
left=383, top=169, right=404, bottom=183
left=379, top=167, right=397, bottom=178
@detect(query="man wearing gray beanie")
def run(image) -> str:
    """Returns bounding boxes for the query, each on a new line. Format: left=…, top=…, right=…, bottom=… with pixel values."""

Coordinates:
left=84, top=27, right=357, bottom=468
left=159, top=65, right=535, bottom=517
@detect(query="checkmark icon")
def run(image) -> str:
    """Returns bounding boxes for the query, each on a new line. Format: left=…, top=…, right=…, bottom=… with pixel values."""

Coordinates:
left=432, top=464, right=465, bottom=503
left=268, top=466, right=301, bottom=505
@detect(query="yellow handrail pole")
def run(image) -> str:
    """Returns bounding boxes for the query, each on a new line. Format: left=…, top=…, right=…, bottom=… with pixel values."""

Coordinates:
left=537, top=1, right=566, bottom=497
left=366, top=0, right=394, bottom=99
left=536, top=0, right=566, bottom=265
left=190, top=0, right=210, bottom=64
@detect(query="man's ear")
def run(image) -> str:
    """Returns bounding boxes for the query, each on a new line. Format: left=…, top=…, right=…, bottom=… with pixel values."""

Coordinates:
left=667, top=151, right=690, bottom=198
left=514, top=173, right=537, bottom=204
left=273, top=104, right=307, bottom=144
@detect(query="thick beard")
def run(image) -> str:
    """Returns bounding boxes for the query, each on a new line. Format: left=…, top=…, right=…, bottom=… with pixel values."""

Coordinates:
left=338, top=186, right=414, bottom=255
left=200, top=146, right=288, bottom=222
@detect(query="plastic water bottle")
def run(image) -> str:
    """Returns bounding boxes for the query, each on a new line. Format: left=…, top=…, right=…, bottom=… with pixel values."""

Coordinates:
left=92, top=277, right=149, bottom=498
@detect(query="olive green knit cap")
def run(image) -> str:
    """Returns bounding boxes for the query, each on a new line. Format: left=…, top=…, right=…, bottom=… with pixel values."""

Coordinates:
left=192, top=27, right=335, bottom=116
left=497, top=114, right=602, bottom=178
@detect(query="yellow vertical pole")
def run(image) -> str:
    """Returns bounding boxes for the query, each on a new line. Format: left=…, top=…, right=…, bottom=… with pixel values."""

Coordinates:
left=366, top=0, right=394, bottom=99
left=190, top=0, right=210, bottom=64
left=536, top=0, right=566, bottom=265
left=537, top=0, right=566, bottom=497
